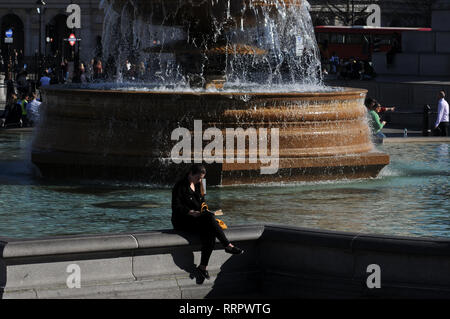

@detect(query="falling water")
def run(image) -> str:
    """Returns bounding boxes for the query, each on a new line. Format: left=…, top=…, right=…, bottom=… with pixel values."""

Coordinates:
left=98, top=0, right=323, bottom=90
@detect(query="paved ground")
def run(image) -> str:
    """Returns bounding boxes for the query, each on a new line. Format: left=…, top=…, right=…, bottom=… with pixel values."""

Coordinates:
left=383, top=127, right=450, bottom=141
left=383, top=127, right=421, bottom=137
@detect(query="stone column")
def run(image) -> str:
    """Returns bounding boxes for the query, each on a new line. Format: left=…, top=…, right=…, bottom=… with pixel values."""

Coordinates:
left=433, top=0, right=450, bottom=55
left=432, top=0, right=450, bottom=31
left=80, top=12, right=91, bottom=63
left=0, top=73, right=5, bottom=105
left=24, top=9, right=33, bottom=58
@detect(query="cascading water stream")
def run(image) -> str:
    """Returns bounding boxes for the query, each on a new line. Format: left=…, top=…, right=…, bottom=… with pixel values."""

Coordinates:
left=30, top=0, right=390, bottom=186
left=98, top=0, right=323, bottom=91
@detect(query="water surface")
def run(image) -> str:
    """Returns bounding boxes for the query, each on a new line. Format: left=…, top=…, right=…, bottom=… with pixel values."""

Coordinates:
left=0, top=131, right=448, bottom=239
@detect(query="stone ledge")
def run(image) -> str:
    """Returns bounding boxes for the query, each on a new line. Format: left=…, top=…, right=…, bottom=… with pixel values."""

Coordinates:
left=0, top=225, right=264, bottom=259
left=3, top=224, right=450, bottom=298
left=263, top=224, right=450, bottom=255
left=0, top=234, right=138, bottom=258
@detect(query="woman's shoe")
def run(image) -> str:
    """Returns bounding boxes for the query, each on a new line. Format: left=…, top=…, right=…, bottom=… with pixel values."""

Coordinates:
left=196, top=266, right=210, bottom=280
left=225, top=245, right=244, bottom=255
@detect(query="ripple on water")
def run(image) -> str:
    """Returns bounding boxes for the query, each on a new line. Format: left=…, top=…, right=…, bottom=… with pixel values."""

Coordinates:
left=92, top=201, right=161, bottom=209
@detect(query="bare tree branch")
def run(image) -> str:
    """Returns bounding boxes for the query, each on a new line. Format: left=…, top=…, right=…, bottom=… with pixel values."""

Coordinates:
left=323, top=0, right=374, bottom=26
left=311, top=0, right=433, bottom=27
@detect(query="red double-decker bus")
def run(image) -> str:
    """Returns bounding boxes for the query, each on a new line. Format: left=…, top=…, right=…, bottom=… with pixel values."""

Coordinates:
left=314, top=26, right=432, bottom=61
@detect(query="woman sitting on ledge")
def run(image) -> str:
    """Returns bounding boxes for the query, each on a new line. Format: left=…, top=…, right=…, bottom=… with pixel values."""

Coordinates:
left=171, top=164, right=243, bottom=280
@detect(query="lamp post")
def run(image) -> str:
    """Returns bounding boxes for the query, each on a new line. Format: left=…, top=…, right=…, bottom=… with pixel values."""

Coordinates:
left=36, top=0, right=46, bottom=81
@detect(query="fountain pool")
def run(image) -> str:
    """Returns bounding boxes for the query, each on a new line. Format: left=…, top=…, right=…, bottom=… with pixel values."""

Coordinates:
left=1, top=130, right=448, bottom=239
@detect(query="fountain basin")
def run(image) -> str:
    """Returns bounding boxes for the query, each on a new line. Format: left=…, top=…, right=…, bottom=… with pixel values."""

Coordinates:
left=31, top=87, right=389, bottom=185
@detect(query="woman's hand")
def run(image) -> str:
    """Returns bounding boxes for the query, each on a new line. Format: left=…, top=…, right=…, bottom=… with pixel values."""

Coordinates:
left=188, top=210, right=202, bottom=217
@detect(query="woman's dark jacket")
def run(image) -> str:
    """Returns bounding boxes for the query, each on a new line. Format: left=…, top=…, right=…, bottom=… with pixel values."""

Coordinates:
left=171, top=176, right=205, bottom=229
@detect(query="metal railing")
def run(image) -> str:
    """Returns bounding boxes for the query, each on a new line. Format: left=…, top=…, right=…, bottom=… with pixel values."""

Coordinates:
left=385, top=105, right=437, bottom=136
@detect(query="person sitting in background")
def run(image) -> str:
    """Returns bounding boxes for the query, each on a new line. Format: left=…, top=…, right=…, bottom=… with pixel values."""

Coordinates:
left=16, top=70, right=30, bottom=96
left=72, top=63, right=88, bottom=84
left=362, top=61, right=376, bottom=80
left=39, top=71, right=51, bottom=87
left=79, top=63, right=88, bottom=83
left=2, top=94, right=21, bottom=128
left=17, top=93, right=30, bottom=127
left=434, top=90, right=449, bottom=136
left=93, top=59, right=103, bottom=80
left=365, top=97, right=387, bottom=140
left=26, top=92, right=41, bottom=126
left=5, top=73, right=16, bottom=101
left=62, top=59, right=69, bottom=83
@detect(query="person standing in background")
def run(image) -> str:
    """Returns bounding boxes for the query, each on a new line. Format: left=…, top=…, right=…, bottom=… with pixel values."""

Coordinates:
left=63, top=59, right=69, bottom=83
left=329, top=52, right=339, bottom=74
left=87, top=59, right=95, bottom=82
left=5, top=72, right=15, bottom=101
left=93, top=59, right=103, bottom=80
left=434, top=91, right=449, bottom=137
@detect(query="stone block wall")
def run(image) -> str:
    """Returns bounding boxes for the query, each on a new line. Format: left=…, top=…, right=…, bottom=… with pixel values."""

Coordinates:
left=2, top=224, right=450, bottom=299
left=373, top=1, right=450, bottom=79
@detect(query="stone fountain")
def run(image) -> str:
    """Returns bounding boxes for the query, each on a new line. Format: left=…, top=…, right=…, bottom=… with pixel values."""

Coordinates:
left=31, top=0, right=389, bottom=185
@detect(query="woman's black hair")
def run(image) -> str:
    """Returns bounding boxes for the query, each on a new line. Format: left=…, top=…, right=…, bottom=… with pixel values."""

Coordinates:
left=189, top=163, right=206, bottom=176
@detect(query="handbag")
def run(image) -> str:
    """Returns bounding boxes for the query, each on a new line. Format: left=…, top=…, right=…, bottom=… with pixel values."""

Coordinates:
left=201, top=202, right=228, bottom=230
left=216, top=219, right=228, bottom=230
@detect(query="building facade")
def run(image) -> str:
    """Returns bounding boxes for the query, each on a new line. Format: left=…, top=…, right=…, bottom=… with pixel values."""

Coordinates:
left=0, top=0, right=103, bottom=68
left=309, top=0, right=433, bottom=28
left=0, top=0, right=434, bottom=69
